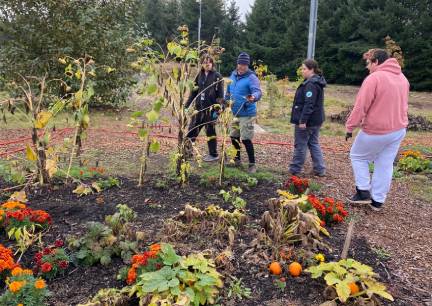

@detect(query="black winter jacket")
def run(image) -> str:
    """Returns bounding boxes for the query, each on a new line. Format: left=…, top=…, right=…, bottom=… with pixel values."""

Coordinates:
left=290, top=74, right=327, bottom=127
left=185, top=70, right=224, bottom=110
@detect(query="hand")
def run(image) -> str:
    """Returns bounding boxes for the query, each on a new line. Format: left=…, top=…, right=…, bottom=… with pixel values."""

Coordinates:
left=345, top=132, right=353, bottom=141
left=299, top=123, right=307, bottom=129
left=246, top=95, right=255, bottom=102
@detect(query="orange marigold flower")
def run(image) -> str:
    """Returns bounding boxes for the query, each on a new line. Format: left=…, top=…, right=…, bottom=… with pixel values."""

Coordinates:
left=22, top=269, right=33, bottom=275
left=11, top=267, right=23, bottom=276
left=150, top=243, right=161, bottom=252
left=34, top=279, right=46, bottom=289
left=1, top=201, right=26, bottom=210
left=126, top=267, right=137, bottom=285
left=18, top=304, right=24, bottom=306
left=9, top=281, right=25, bottom=293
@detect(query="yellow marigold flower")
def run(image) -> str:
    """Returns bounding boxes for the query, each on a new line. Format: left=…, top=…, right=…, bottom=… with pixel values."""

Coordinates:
left=18, top=304, right=24, bottom=306
left=314, top=253, right=325, bottom=263
left=9, top=280, right=25, bottom=293
left=1, top=201, right=26, bottom=210
left=22, top=269, right=33, bottom=275
left=11, top=267, right=23, bottom=276
left=34, top=279, right=46, bottom=290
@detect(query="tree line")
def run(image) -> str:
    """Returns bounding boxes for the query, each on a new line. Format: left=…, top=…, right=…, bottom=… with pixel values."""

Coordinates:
left=0, top=0, right=430, bottom=108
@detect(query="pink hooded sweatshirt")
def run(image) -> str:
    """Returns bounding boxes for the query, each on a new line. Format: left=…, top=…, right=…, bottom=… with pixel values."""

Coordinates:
left=346, top=58, right=409, bottom=135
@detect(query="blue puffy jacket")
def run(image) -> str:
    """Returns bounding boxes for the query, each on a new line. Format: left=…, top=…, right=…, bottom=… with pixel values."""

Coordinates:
left=225, top=69, right=262, bottom=117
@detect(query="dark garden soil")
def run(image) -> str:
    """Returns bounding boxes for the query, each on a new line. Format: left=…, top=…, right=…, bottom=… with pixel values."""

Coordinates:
left=1, top=171, right=430, bottom=306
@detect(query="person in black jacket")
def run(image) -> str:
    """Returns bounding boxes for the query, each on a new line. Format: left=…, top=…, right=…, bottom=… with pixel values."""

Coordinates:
left=185, top=55, right=224, bottom=162
left=289, top=59, right=326, bottom=176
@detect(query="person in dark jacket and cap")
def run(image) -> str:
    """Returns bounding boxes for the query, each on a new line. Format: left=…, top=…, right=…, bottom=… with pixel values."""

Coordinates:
left=225, top=52, right=262, bottom=173
left=289, top=59, right=327, bottom=176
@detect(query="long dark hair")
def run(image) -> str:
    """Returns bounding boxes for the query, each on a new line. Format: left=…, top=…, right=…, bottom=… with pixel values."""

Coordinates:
left=200, top=54, right=214, bottom=71
left=303, top=59, right=322, bottom=75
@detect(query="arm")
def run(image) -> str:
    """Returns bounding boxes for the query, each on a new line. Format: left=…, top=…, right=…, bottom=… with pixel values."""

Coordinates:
left=248, top=74, right=262, bottom=102
left=345, top=76, right=377, bottom=132
left=299, top=82, right=319, bottom=124
left=185, top=75, right=199, bottom=108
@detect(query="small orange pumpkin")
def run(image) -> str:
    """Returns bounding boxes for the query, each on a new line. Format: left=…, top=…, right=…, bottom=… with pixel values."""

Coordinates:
left=288, top=262, right=302, bottom=277
left=349, top=282, right=360, bottom=295
left=269, top=262, right=282, bottom=275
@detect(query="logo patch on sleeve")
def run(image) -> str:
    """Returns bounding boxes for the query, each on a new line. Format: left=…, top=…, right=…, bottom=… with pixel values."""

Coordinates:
left=306, top=91, right=313, bottom=98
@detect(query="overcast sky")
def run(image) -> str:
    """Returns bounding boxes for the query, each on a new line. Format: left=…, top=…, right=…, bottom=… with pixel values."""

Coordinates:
left=236, top=0, right=255, bottom=20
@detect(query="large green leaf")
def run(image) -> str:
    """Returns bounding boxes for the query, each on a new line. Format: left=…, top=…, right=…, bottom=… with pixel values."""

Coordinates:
left=160, top=243, right=181, bottom=265
left=149, top=139, right=160, bottom=153
left=146, top=110, right=159, bottom=124
left=324, top=272, right=341, bottom=286
left=138, top=128, right=149, bottom=141
left=363, top=279, right=394, bottom=301
left=140, top=267, right=179, bottom=293
left=131, top=111, right=144, bottom=119
left=335, top=281, right=351, bottom=303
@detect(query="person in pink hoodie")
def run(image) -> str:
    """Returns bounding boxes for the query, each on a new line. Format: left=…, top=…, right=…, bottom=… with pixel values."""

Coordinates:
left=346, top=49, right=409, bottom=211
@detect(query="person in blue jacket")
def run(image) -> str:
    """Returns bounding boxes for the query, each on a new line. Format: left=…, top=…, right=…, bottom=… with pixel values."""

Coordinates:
left=225, top=52, right=262, bottom=173
left=289, top=59, right=326, bottom=176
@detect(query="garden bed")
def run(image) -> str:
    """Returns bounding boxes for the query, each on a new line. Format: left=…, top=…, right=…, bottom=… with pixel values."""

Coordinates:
left=0, top=175, right=418, bottom=306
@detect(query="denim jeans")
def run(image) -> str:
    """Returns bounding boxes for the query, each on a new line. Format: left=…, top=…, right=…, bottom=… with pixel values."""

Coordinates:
left=350, top=128, right=406, bottom=203
left=289, top=125, right=325, bottom=174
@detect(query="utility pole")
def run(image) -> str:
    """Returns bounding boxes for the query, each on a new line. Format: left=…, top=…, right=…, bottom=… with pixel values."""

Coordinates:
left=197, top=0, right=202, bottom=52
left=307, top=0, right=318, bottom=59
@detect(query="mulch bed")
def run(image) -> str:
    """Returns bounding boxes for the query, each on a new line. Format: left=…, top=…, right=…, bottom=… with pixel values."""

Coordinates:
left=1, top=173, right=425, bottom=306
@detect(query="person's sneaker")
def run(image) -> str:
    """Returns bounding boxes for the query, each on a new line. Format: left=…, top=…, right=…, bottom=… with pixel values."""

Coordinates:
left=348, top=187, right=371, bottom=204
left=202, top=154, right=219, bottom=162
left=248, top=163, right=257, bottom=174
left=370, top=199, right=383, bottom=211
left=288, top=170, right=300, bottom=176
left=234, top=158, right=242, bottom=168
left=314, top=171, right=326, bottom=177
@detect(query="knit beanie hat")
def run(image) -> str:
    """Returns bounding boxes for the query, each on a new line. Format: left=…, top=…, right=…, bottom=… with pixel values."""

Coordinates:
left=237, top=52, right=250, bottom=65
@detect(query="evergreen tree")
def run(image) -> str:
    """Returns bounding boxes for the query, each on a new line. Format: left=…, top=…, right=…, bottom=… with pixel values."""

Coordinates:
left=179, top=0, right=225, bottom=45
left=220, top=0, right=242, bottom=75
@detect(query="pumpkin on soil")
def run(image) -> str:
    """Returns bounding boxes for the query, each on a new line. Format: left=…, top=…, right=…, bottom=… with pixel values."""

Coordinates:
left=269, top=262, right=282, bottom=275
left=288, top=262, right=302, bottom=277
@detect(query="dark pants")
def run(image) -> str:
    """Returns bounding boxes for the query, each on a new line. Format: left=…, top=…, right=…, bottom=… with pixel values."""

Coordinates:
left=289, top=125, right=325, bottom=174
left=187, top=110, right=217, bottom=157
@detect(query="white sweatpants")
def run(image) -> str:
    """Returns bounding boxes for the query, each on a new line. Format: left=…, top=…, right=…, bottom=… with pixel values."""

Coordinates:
left=350, top=128, right=406, bottom=203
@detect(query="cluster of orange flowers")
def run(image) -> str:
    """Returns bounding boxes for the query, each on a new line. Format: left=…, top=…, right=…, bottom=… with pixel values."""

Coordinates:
left=0, top=243, right=19, bottom=274
left=307, top=195, right=348, bottom=226
left=284, top=176, right=309, bottom=194
left=0, top=201, right=52, bottom=226
left=401, top=150, right=423, bottom=159
left=7, top=267, right=46, bottom=293
left=126, top=244, right=162, bottom=285
left=0, top=245, right=47, bottom=294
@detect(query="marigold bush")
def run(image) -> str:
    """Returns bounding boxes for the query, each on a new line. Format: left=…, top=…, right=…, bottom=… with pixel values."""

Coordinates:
left=284, top=176, right=309, bottom=195
left=0, top=268, right=50, bottom=306
left=34, top=240, right=70, bottom=279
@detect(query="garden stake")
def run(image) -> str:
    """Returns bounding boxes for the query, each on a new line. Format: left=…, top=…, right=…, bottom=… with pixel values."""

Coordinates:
left=341, top=219, right=355, bottom=259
